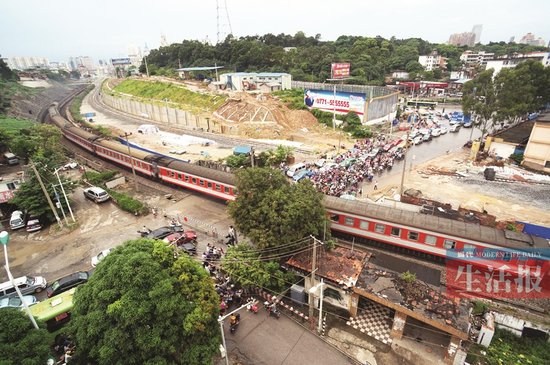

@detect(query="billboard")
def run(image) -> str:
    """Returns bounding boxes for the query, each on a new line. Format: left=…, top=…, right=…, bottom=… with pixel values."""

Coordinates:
left=304, top=89, right=366, bottom=119
left=111, top=58, right=131, bottom=66
left=331, top=63, right=350, bottom=79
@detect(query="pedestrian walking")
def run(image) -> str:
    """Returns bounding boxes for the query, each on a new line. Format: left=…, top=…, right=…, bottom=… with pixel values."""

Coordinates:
left=374, top=181, right=378, bottom=190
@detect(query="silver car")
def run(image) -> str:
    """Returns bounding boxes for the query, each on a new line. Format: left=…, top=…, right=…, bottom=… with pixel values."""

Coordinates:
left=0, top=295, right=38, bottom=308
left=83, top=187, right=110, bottom=203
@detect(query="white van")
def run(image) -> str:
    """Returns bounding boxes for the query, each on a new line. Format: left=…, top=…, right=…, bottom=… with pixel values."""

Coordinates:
left=286, top=163, right=306, bottom=177
left=3, top=152, right=19, bottom=165
left=10, top=210, right=26, bottom=230
left=0, top=275, right=47, bottom=298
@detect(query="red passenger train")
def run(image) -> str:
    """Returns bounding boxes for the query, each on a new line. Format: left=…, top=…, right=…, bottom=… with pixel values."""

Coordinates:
left=49, top=105, right=550, bottom=293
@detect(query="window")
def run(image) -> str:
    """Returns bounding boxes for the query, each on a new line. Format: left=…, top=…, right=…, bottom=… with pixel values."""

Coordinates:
left=408, top=231, right=419, bottom=241
left=191, top=178, right=196, bottom=184
left=374, top=223, right=385, bottom=233
left=344, top=217, right=354, bottom=226
left=178, top=174, right=182, bottom=181
left=224, top=186, right=230, bottom=193
left=463, top=244, right=475, bottom=250
left=444, top=239, right=456, bottom=249
left=329, top=214, right=340, bottom=222
left=545, top=161, right=550, bottom=168
left=323, top=287, right=342, bottom=301
left=390, top=227, right=401, bottom=237
left=215, top=184, right=221, bottom=191
left=359, top=220, right=369, bottom=230
left=425, top=235, right=437, bottom=245
left=199, top=180, right=204, bottom=186
left=207, top=182, right=212, bottom=188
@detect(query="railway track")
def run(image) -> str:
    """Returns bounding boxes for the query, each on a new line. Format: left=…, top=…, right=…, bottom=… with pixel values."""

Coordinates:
left=89, top=83, right=316, bottom=155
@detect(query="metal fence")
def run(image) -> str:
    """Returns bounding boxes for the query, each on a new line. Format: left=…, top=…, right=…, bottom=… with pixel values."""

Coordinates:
left=291, top=81, right=394, bottom=99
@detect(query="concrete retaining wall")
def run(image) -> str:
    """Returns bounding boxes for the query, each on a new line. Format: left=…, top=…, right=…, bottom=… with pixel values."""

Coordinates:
left=102, top=93, right=239, bottom=135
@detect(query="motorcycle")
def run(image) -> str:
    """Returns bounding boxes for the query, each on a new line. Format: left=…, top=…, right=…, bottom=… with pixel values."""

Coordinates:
left=246, top=298, right=258, bottom=314
left=138, top=227, right=152, bottom=237
left=229, top=313, right=240, bottom=334
left=264, top=301, right=280, bottom=319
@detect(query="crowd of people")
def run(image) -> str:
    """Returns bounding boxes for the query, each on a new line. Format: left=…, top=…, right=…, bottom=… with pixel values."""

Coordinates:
left=305, top=135, right=405, bottom=197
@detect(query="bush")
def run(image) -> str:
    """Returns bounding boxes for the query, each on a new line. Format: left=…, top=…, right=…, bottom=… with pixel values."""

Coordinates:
left=106, top=188, right=148, bottom=216
left=471, top=300, right=488, bottom=316
left=83, top=170, right=118, bottom=186
left=509, top=153, right=524, bottom=165
left=401, top=271, right=416, bottom=283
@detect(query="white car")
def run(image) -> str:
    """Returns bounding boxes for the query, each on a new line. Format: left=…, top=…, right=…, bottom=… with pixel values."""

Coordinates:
left=450, top=124, right=461, bottom=133
left=91, top=248, right=113, bottom=267
left=0, top=295, right=38, bottom=308
left=412, top=136, right=423, bottom=145
left=83, top=187, right=110, bottom=203
left=431, top=128, right=441, bottom=137
left=439, top=127, right=448, bottom=135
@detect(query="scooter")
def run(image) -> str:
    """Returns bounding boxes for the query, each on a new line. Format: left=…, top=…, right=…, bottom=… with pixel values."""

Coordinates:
left=229, top=313, right=240, bottom=334
left=246, top=298, right=258, bottom=314
left=264, top=301, right=280, bottom=319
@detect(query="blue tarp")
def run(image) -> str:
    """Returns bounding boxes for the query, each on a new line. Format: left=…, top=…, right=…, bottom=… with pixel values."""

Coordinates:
left=233, top=146, right=251, bottom=155
left=518, top=221, right=550, bottom=239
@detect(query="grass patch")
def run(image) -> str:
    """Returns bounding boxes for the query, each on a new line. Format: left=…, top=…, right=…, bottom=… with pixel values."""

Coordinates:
left=111, top=79, right=227, bottom=114
left=0, top=116, right=36, bottom=135
left=69, top=85, right=112, bottom=138
left=273, top=88, right=308, bottom=110
left=467, top=328, right=550, bottom=365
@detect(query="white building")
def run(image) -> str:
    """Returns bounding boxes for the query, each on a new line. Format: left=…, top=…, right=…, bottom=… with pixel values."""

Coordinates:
left=5, top=56, right=49, bottom=70
left=485, top=52, right=550, bottom=75
left=391, top=71, right=410, bottom=80
left=219, top=72, right=292, bottom=92
left=418, top=51, right=447, bottom=71
left=460, top=51, right=494, bottom=67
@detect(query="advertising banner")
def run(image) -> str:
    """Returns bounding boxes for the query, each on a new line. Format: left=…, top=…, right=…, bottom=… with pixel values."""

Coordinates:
left=304, top=89, right=366, bottom=119
left=111, top=58, right=132, bottom=66
left=331, top=63, right=350, bottom=79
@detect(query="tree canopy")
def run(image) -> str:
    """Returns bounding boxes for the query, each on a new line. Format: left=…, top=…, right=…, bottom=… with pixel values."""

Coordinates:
left=228, top=167, right=328, bottom=251
left=70, top=239, right=220, bottom=365
left=0, top=308, right=53, bottom=365
left=462, top=60, right=550, bottom=136
left=141, top=33, right=548, bottom=84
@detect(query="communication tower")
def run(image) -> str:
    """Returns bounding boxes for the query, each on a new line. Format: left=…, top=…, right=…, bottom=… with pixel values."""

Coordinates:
left=216, top=0, right=233, bottom=44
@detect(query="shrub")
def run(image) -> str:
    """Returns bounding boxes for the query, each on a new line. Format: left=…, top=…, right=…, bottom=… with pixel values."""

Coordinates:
left=471, top=300, right=488, bottom=316
left=83, top=170, right=118, bottom=186
left=401, top=270, right=416, bottom=283
left=106, top=189, right=148, bottom=216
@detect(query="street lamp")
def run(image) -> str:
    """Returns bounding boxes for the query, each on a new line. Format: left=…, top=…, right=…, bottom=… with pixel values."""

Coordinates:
left=0, top=231, right=39, bottom=329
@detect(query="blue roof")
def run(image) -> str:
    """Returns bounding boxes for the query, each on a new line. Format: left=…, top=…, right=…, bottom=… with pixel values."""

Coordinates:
left=176, top=66, right=224, bottom=71
left=233, top=146, right=251, bottom=155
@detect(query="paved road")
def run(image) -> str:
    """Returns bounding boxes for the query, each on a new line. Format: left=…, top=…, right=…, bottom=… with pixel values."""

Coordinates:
left=221, top=309, right=353, bottom=365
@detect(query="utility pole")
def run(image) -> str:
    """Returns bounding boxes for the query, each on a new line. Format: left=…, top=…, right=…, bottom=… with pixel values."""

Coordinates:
left=121, top=132, right=138, bottom=191
left=399, top=132, right=410, bottom=199
left=144, top=56, right=150, bottom=77
left=250, top=147, right=255, bottom=168
left=52, top=184, right=68, bottom=224
left=54, top=168, right=75, bottom=223
left=30, top=162, right=62, bottom=228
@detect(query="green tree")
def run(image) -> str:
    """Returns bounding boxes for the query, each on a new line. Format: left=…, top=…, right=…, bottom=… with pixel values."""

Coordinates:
left=228, top=168, right=328, bottom=251
left=8, top=124, right=66, bottom=164
left=462, top=69, right=498, bottom=138
left=70, top=239, right=220, bottom=365
left=0, top=308, right=53, bottom=365
left=221, top=243, right=294, bottom=291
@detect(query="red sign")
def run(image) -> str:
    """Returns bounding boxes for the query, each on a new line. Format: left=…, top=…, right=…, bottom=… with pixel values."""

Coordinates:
left=331, top=63, right=350, bottom=79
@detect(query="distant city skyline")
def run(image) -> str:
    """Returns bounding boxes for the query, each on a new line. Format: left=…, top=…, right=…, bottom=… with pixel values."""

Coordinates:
left=1, top=0, right=549, bottom=63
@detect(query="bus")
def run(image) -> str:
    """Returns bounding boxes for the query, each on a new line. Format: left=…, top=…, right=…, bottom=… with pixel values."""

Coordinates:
left=406, top=100, right=438, bottom=110
left=29, top=287, right=75, bottom=331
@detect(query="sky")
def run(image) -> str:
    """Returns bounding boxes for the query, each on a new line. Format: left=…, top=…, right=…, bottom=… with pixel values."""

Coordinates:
left=1, top=0, right=549, bottom=63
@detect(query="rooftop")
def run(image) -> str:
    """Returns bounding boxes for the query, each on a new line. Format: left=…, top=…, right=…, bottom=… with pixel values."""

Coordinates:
left=492, top=120, right=535, bottom=144
left=285, top=246, right=369, bottom=288
left=176, top=66, right=224, bottom=71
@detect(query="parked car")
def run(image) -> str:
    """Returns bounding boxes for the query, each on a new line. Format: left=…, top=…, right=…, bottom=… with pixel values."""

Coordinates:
left=46, top=271, right=89, bottom=298
left=146, top=226, right=183, bottom=240
left=431, top=128, right=441, bottom=137
left=0, top=295, right=38, bottom=309
left=0, top=276, right=47, bottom=298
left=412, top=136, right=423, bottom=145
left=422, top=133, right=432, bottom=142
left=463, top=121, right=473, bottom=128
left=439, top=127, right=448, bottom=135
left=83, top=187, right=110, bottom=203
left=91, top=248, right=113, bottom=267
left=10, top=210, right=26, bottom=230
left=450, top=124, right=461, bottom=133
left=26, top=217, right=42, bottom=233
